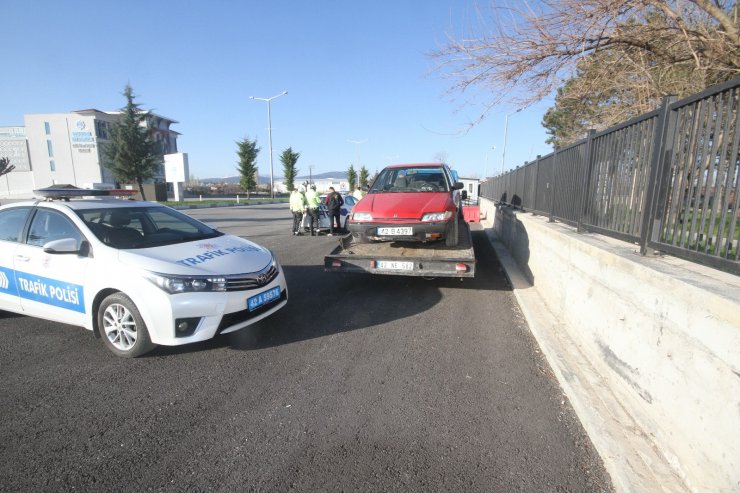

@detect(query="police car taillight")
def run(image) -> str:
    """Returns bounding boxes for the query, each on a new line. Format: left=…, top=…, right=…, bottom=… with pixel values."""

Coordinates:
left=455, top=263, right=468, bottom=273
left=332, top=260, right=342, bottom=268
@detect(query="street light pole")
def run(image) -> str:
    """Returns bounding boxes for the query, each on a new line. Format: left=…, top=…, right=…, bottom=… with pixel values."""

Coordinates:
left=501, top=108, right=522, bottom=175
left=484, top=146, right=495, bottom=179
left=348, top=138, right=367, bottom=188
left=250, top=91, right=288, bottom=198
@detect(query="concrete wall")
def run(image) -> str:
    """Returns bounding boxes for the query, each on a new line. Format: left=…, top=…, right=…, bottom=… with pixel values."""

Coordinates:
left=480, top=197, right=740, bottom=493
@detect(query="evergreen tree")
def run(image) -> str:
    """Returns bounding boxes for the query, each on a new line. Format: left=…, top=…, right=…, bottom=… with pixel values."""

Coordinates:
left=347, top=164, right=357, bottom=190
left=236, top=136, right=260, bottom=198
left=358, top=166, right=369, bottom=188
left=103, top=84, right=161, bottom=200
left=0, top=157, right=15, bottom=177
left=280, top=147, right=300, bottom=192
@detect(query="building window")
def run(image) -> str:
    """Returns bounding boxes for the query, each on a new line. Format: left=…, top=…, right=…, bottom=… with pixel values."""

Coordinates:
left=95, top=120, right=109, bottom=139
left=47, top=140, right=54, bottom=157
left=50, top=160, right=56, bottom=171
left=44, top=122, right=51, bottom=135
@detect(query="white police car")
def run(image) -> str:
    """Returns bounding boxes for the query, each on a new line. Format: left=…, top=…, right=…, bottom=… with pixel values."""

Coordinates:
left=0, top=192, right=288, bottom=357
left=300, top=193, right=358, bottom=233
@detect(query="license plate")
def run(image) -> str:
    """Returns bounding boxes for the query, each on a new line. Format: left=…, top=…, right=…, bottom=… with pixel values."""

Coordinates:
left=247, top=287, right=281, bottom=311
left=377, top=260, right=414, bottom=271
left=377, top=227, right=412, bottom=236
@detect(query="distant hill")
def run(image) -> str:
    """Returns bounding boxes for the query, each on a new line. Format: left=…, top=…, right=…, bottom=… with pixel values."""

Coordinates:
left=200, top=171, right=346, bottom=184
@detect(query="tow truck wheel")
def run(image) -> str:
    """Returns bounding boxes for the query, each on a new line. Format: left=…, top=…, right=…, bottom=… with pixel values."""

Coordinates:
left=98, top=292, right=155, bottom=358
left=445, top=217, right=459, bottom=247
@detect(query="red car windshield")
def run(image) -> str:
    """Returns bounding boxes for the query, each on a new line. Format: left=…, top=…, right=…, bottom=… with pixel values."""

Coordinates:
left=369, top=167, right=450, bottom=193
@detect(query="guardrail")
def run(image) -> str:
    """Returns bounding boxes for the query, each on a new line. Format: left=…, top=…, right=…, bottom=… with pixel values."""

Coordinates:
left=481, top=77, right=739, bottom=275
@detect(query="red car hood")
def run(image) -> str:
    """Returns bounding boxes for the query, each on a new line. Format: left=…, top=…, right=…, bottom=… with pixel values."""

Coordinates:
left=357, top=193, right=452, bottom=220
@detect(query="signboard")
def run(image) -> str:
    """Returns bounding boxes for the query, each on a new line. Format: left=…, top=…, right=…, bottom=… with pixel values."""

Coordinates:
left=164, top=153, right=189, bottom=201
left=164, top=153, right=189, bottom=183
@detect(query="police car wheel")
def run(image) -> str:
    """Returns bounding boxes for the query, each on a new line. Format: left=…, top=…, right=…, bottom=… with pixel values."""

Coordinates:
left=98, top=293, right=154, bottom=358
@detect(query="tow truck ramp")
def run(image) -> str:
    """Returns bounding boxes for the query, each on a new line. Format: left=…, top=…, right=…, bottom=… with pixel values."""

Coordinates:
left=324, top=221, right=475, bottom=278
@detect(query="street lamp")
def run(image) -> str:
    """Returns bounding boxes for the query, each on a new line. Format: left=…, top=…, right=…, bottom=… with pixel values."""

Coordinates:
left=249, top=91, right=288, bottom=198
left=501, top=108, right=522, bottom=175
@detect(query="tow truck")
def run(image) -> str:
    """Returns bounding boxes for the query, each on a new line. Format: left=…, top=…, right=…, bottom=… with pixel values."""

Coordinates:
left=324, top=163, right=476, bottom=278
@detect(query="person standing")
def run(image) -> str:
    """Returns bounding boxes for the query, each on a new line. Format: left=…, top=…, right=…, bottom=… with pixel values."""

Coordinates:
left=324, top=186, right=344, bottom=236
left=290, top=186, right=307, bottom=235
left=305, top=184, right=321, bottom=236
left=352, top=184, right=366, bottom=200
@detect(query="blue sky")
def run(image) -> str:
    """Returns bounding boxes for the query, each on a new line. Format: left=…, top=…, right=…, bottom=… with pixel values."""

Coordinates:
left=3, top=0, right=554, bottom=180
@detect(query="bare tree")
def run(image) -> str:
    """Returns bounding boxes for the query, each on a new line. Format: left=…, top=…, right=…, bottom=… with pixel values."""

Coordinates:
left=433, top=151, right=449, bottom=163
left=433, top=0, right=739, bottom=129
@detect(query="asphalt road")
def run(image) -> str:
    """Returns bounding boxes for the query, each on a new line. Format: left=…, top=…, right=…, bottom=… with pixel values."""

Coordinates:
left=0, top=204, right=613, bottom=492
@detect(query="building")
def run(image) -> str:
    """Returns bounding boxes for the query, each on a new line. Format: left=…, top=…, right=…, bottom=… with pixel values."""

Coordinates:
left=274, top=175, right=350, bottom=194
left=459, top=177, right=480, bottom=204
left=0, top=127, right=31, bottom=198
left=0, top=109, right=179, bottom=199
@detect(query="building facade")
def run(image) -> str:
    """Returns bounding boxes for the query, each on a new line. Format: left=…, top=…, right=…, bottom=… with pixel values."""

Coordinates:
left=0, top=109, right=179, bottom=199
left=274, top=176, right=350, bottom=194
left=0, top=127, right=31, bottom=198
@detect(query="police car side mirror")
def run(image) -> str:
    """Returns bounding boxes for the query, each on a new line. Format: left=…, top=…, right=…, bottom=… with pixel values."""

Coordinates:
left=43, top=238, right=82, bottom=255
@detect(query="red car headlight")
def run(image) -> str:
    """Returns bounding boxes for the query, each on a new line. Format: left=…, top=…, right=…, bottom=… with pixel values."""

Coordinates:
left=421, top=211, right=452, bottom=222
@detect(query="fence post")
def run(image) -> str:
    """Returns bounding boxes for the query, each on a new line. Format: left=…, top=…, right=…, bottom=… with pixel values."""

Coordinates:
left=549, top=149, right=559, bottom=222
left=532, top=155, right=541, bottom=213
left=640, top=96, right=677, bottom=255
left=577, top=130, right=597, bottom=233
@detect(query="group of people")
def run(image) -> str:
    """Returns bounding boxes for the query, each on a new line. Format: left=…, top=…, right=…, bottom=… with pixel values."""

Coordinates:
left=290, top=184, right=347, bottom=236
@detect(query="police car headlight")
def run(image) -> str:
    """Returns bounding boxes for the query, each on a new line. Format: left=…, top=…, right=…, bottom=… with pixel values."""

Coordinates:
left=352, top=212, right=373, bottom=221
left=145, top=272, right=227, bottom=294
left=421, top=211, right=452, bottom=222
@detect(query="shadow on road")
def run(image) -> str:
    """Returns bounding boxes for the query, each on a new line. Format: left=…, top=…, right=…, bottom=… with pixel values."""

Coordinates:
left=150, top=228, right=513, bottom=356
left=226, top=229, right=512, bottom=351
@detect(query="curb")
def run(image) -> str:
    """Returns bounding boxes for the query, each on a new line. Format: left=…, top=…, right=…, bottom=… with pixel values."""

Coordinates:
left=485, top=228, right=689, bottom=493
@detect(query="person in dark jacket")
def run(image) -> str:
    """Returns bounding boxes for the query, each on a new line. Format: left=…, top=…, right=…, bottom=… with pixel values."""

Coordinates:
left=324, top=187, right=344, bottom=236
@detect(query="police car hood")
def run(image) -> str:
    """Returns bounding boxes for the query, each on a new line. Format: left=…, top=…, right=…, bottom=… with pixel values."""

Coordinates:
left=116, top=234, right=273, bottom=275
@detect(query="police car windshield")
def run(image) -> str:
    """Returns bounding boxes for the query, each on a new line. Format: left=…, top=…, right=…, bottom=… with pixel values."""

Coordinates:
left=75, top=206, right=223, bottom=249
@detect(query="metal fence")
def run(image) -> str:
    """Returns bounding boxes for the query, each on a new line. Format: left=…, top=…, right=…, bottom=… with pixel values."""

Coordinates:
left=481, top=77, right=740, bottom=275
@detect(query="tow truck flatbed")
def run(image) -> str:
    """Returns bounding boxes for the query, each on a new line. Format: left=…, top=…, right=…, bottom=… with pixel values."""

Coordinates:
left=324, top=221, right=476, bottom=278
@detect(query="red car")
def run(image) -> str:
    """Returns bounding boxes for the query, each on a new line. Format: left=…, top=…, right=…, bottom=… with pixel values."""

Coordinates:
left=348, top=163, right=466, bottom=246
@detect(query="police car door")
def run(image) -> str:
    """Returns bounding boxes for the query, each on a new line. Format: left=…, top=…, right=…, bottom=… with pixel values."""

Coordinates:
left=14, top=208, right=89, bottom=326
left=0, top=206, right=32, bottom=313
